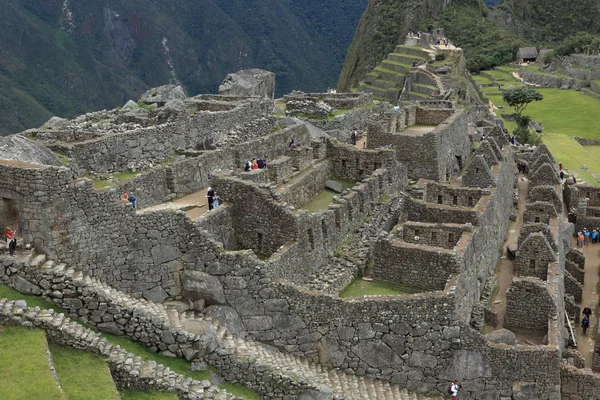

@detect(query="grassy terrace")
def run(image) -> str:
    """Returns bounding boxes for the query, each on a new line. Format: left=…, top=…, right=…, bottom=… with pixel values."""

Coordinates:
left=301, top=179, right=355, bottom=213
left=476, top=66, right=600, bottom=186
left=0, top=284, right=259, bottom=399
left=340, top=278, right=422, bottom=298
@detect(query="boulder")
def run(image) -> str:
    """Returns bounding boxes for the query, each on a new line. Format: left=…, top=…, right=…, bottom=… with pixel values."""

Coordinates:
left=219, top=69, right=275, bottom=100
left=435, top=66, right=451, bottom=74
left=204, top=305, right=245, bottom=337
left=485, top=328, right=517, bottom=345
left=0, top=135, right=63, bottom=166
left=182, top=271, right=226, bottom=305
left=41, top=116, right=69, bottom=130
left=326, top=180, right=343, bottom=193
left=139, top=84, right=186, bottom=106
left=143, top=285, right=169, bottom=303
left=351, top=342, right=402, bottom=368
left=123, top=100, right=138, bottom=109
left=10, top=276, right=42, bottom=295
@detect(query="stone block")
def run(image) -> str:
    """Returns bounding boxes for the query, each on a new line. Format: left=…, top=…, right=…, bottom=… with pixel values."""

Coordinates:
left=325, top=180, right=343, bottom=193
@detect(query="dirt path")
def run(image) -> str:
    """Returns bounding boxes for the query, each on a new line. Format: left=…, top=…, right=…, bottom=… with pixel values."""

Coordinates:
left=355, top=136, right=367, bottom=149
left=576, top=239, right=600, bottom=368
left=492, top=176, right=530, bottom=329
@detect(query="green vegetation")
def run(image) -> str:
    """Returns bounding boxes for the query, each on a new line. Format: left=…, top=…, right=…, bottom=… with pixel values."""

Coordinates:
left=301, top=180, right=355, bottom=213
left=54, top=151, right=71, bottom=165
left=49, top=344, right=120, bottom=400
left=340, top=278, right=422, bottom=298
left=476, top=66, right=600, bottom=185
left=0, top=326, right=64, bottom=400
left=120, top=391, right=179, bottom=400
left=0, top=284, right=65, bottom=311
left=219, top=383, right=261, bottom=400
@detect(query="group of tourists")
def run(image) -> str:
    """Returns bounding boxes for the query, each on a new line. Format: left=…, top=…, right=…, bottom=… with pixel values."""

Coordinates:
left=576, top=228, right=599, bottom=248
left=243, top=157, right=268, bottom=172
left=436, top=38, right=450, bottom=47
left=122, top=193, right=137, bottom=209
left=4, top=227, right=16, bottom=256
left=206, top=187, right=220, bottom=211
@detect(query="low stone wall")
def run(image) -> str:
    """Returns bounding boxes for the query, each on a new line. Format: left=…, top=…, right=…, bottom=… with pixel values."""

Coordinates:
left=400, top=222, right=472, bottom=249
left=562, top=365, right=600, bottom=399
left=505, top=277, right=555, bottom=331
left=111, top=166, right=173, bottom=208
left=406, top=199, right=480, bottom=225
left=303, top=107, right=378, bottom=133
left=520, top=69, right=586, bottom=90
left=577, top=185, right=600, bottom=207
left=373, top=240, right=457, bottom=290
left=566, top=54, right=600, bottom=70
left=523, top=201, right=557, bottom=225
left=194, top=205, right=238, bottom=250
left=0, top=299, right=238, bottom=400
left=415, top=108, right=454, bottom=126
left=565, top=270, right=583, bottom=302
left=423, top=182, right=489, bottom=207
left=278, top=160, right=333, bottom=208
left=566, top=260, right=585, bottom=284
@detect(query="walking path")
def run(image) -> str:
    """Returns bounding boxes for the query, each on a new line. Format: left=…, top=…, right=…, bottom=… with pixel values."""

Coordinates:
left=575, top=238, right=600, bottom=368
left=492, top=176, right=529, bottom=329
left=138, top=187, right=210, bottom=219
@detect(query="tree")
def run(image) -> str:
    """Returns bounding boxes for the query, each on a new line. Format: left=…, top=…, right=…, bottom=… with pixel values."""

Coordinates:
left=502, top=86, right=544, bottom=119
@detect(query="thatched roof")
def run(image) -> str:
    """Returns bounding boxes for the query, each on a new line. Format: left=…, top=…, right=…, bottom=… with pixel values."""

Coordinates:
left=518, top=47, right=539, bottom=60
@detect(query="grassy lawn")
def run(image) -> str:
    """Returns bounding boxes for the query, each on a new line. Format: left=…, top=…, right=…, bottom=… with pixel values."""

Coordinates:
left=120, top=391, right=179, bottom=400
left=219, top=383, right=261, bottom=400
left=340, top=278, right=422, bottom=298
left=301, top=180, right=355, bottom=213
left=478, top=69, right=600, bottom=186
left=0, top=284, right=67, bottom=312
left=0, top=326, right=64, bottom=400
left=50, top=344, right=120, bottom=400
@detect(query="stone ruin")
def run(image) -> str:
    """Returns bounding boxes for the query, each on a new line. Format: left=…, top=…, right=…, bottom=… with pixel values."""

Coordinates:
left=0, top=75, right=599, bottom=399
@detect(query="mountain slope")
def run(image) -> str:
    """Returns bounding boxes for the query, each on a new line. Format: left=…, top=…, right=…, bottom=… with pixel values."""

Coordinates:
left=0, top=0, right=367, bottom=135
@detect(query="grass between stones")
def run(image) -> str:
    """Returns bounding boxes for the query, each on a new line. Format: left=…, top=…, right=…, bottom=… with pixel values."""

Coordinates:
left=301, top=180, right=355, bottom=213
left=339, top=278, right=421, bottom=298
left=49, top=344, right=120, bottom=400
left=478, top=67, right=600, bottom=186
left=120, top=390, right=179, bottom=400
left=0, top=326, right=64, bottom=400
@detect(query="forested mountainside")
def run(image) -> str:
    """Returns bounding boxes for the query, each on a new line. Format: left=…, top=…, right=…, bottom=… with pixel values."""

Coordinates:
left=0, top=0, right=367, bottom=135
left=339, top=0, right=600, bottom=90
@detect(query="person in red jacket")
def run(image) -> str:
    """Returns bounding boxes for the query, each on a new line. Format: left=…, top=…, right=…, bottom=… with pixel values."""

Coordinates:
left=5, top=227, right=15, bottom=256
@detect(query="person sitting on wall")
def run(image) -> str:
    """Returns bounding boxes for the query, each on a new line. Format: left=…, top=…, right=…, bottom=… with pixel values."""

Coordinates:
left=128, top=193, right=137, bottom=210
left=257, top=157, right=265, bottom=169
left=251, top=158, right=259, bottom=170
left=207, top=187, right=215, bottom=211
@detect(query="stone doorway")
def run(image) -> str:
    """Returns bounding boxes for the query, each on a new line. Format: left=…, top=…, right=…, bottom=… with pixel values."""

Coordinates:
left=0, top=197, right=20, bottom=249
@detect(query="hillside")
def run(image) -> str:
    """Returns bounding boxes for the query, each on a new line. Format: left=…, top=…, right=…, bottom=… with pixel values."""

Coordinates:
left=0, top=0, right=367, bottom=136
left=337, top=0, right=485, bottom=92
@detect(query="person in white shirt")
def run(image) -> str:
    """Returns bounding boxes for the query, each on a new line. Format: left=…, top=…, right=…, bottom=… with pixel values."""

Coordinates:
left=449, top=380, right=459, bottom=399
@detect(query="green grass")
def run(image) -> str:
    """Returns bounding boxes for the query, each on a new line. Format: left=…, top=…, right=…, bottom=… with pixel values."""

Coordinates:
left=219, top=383, right=261, bottom=400
left=340, top=278, right=422, bottom=298
left=301, top=180, right=355, bottom=213
left=479, top=70, right=600, bottom=186
left=0, top=326, right=64, bottom=400
left=120, top=391, right=179, bottom=400
left=0, top=284, right=65, bottom=311
left=50, top=344, right=120, bottom=400
left=54, top=151, right=70, bottom=165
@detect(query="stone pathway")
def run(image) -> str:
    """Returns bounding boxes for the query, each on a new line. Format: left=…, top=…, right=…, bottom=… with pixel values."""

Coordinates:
left=492, top=176, right=528, bottom=329
left=575, top=239, right=600, bottom=368
left=10, top=250, right=436, bottom=400
left=138, top=187, right=210, bottom=219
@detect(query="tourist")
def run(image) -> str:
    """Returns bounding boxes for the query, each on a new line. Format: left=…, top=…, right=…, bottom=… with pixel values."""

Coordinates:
left=257, top=157, right=265, bottom=169
left=251, top=158, right=259, bottom=170
left=584, top=228, right=591, bottom=245
left=448, top=380, right=459, bottom=400
left=212, top=192, right=221, bottom=209
left=577, top=231, right=584, bottom=248
left=351, top=128, right=358, bottom=146
left=123, top=193, right=129, bottom=201
left=129, top=193, right=137, bottom=210
left=5, top=227, right=15, bottom=256
left=558, top=162, right=563, bottom=170
left=583, top=306, right=592, bottom=319
left=573, top=175, right=577, bottom=184
left=560, top=171, right=564, bottom=181
left=244, top=160, right=252, bottom=172
left=592, top=229, right=598, bottom=244
left=582, top=316, right=590, bottom=335
left=206, top=187, right=215, bottom=211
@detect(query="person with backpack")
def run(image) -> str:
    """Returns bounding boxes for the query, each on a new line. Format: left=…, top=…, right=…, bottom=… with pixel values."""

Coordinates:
left=351, top=128, right=358, bottom=146
left=582, top=317, right=590, bottom=335
left=206, top=187, right=215, bottom=211
left=128, top=193, right=137, bottom=210
left=583, top=306, right=592, bottom=319
left=448, top=380, right=459, bottom=399
left=6, top=227, right=16, bottom=256
left=592, top=229, right=598, bottom=244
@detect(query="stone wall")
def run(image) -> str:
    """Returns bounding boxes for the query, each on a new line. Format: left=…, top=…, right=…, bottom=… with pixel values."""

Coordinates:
left=415, top=108, right=454, bottom=126
left=505, top=277, right=556, bottom=331
left=277, top=160, right=333, bottom=208
left=401, top=222, right=472, bottom=249
left=406, top=199, right=480, bottom=225
left=373, top=240, right=457, bottom=291
left=194, top=205, right=238, bottom=250
left=423, top=182, right=489, bottom=207
left=520, top=69, right=586, bottom=90
left=515, top=232, right=556, bottom=280
left=283, top=92, right=373, bottom=109
left=523, top=201, right=557, bottom=225
left=518, top=223, right=558, bottom=251
left=561, top=365, right=600, bottom=400
left=577, top=185, right=600, bottom=207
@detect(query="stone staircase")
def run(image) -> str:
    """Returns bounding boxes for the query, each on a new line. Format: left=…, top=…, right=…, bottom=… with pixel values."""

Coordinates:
left=9, top=250, right=436, bottom=400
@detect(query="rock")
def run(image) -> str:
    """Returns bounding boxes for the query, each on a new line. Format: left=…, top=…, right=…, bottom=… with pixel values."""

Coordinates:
left=143, top=285, right=169, bottom=302
left=0, top=135, right=63, bottom=166
left=286, top=100, right=336, bottom=118
left=182, top=271, right=226, bottom=305
left=123, top=100, right=138, bottom=109
left=219, top=69, right=275, bottom=100
left=528, top=120, right=543, bottom=133
left=191, top=360, right=208, bottom=371
left=151, top=245, right=182, bottom=265
left=163, top=99, right=185, bottom=112
left=42, top=116, right=69, bottom=130
left=485, top=328, right=517, bottom=345
left=351, top=342, right=402, bottom=368
left=98, top=322, right=124, bottom=335
left=10, top=276, right=42, bottom=295
left=435, top=66, right=451, bottom=74
left=204, top=305, right=245, bottom=337
left=139, top=85, right=186, bottom=106
left=326, top=180, right=344, bottom=193
left=299, top=384, right=334, bottom=400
